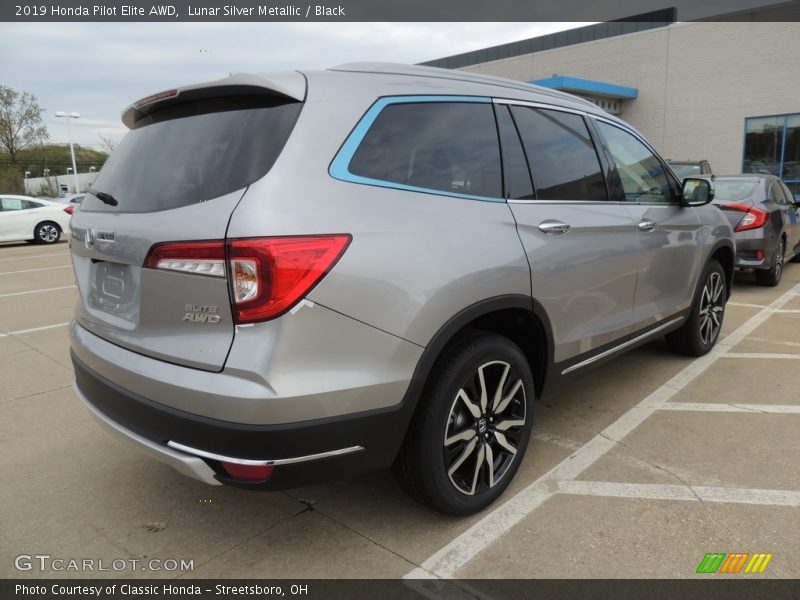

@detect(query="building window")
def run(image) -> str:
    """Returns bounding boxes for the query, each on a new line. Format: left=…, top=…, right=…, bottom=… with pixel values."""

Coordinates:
left=743, top=114, right=800, bottom=199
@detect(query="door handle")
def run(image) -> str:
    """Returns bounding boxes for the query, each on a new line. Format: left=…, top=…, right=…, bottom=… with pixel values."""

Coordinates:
left=638, top=220, right=658, bottom=232
left=538, top=221, right=571, bottom=235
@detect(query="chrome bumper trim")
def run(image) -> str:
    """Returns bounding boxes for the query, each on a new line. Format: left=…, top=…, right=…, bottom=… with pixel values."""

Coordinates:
left=167, top=440, right=365, bottom=467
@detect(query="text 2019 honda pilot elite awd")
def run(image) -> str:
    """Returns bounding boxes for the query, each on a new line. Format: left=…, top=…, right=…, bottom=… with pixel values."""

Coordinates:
left=70, top=63, right=734, bottom=515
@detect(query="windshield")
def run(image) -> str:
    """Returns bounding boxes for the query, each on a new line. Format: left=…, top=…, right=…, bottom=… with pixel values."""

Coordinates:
left=670, top=163, right=702, bottom=179
left=83, top=96, right=302, bottom=213
left=712, top=179, right=760, bottom=202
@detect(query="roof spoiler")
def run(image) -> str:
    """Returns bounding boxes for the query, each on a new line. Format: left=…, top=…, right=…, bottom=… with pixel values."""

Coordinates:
left=121, top=72, right=306, bottom=128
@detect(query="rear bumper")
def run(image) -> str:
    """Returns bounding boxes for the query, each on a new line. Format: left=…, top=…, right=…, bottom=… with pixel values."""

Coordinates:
left=734, top=231, right=778, bottom=269
left=73, top=350, right=415, bottom=489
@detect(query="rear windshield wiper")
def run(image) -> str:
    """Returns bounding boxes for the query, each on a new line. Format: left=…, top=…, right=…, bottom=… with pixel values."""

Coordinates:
left=87, top=187, right=119, bottom=207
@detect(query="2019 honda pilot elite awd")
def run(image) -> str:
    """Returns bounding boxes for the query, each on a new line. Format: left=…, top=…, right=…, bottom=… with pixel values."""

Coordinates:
left=70, top=63, right=734, bottom=516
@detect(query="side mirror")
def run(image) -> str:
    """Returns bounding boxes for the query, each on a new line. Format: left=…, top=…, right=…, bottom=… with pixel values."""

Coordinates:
left=681, top=177, right=715, bottom=207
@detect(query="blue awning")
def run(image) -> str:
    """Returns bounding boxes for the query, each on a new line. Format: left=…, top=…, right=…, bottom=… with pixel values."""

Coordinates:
left=530, top=76, right=638, bottom=100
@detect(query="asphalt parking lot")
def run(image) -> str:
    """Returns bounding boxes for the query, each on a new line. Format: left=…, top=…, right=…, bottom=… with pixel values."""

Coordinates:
left=2, top=240, right=799, bottom=580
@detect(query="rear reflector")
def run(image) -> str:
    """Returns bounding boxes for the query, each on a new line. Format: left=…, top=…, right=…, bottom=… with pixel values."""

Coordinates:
left=724, top=202, right=769, bottom=232
left=144, top=235, right=351, bottom=324
left=221, top=462, right=274, bottom=481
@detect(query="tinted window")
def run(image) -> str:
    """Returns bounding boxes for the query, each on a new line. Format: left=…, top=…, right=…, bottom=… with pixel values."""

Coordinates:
left=495, top=105, right=534, bottom=200
left=510, top=106, right=606, bottom=201
left=348, top=102, right=502, bottom=199
left=84, top=97, right=302, bottom=213
left=596, top=121, right=676, bottom=203
left=23, top=200, right=42, bottom=209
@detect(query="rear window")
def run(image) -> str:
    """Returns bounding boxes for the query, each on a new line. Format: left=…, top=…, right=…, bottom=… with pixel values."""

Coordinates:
left=348, top=102, right=502, bottom=199
left=712, top=180, right=760, bottom=202
left=670, top=163, right=702, bottom=178
left=83, top=96, right=302, bottom=213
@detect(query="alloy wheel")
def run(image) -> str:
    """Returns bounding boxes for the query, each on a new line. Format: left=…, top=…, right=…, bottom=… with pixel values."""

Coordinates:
left=775, top=240, right=785, bottom=282
left=443, top=360, right=526, bottom=496
left=698, top=271, right=724, bottom=345
left=39, top=225, right=59, bottom=243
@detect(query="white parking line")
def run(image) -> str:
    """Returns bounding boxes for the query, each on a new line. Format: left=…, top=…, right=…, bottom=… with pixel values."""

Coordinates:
left=744, top=337, right=800, bottom=349
left=0, top=285, right=76, bottom=299
left=724, top=352, right=800, bottom=360
left=726, top=302, right=800, bottom=314
left=0, top=322, right=70, bottom=338
left=0, top=251, right=68, bottom=262
left=557, top=480, right=800, bottom=507
left=0, top=265, right=71, bottom=275
left=660, top=402, right=800, bottom=414
left=406, top=280, right=800, bottom=579
left=727, top=301, right=768, bottom=309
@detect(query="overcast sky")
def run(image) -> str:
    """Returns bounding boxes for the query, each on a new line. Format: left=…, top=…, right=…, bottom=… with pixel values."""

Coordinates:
left=0, top=22, right=584, bottom=150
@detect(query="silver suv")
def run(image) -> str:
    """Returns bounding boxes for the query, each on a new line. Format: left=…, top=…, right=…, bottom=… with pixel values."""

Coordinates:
left=70, top=63, right=734, bottom=515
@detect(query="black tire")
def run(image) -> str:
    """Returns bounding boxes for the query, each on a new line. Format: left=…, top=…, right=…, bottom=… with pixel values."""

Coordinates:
left=394, top=331, right=535, bottom=516
left=666, top=259, right=726, bottom=356
left=33, top=222, right=61, bottom=244
left=755, top=238, right=784, bottom=287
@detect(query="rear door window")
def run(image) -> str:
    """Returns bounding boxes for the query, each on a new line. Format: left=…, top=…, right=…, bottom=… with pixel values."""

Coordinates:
left=83, top=97, right=302, bottom=213
left=347, top=101, right=502, bottom=199
left=510, top=106, right=607, bottom=201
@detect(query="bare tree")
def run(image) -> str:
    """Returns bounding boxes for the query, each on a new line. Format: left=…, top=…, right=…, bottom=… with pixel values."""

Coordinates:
left=98, top=133, right=117, bottom=154
left=0, top=86, right=49, bottom=164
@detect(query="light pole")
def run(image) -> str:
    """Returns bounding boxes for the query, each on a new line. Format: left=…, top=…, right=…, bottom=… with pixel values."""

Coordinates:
left=55, top=111, right=80, bottom=193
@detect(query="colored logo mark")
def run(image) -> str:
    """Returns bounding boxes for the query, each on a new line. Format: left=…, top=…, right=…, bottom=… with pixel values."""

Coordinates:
left=696, top=552, right=773, bottom=574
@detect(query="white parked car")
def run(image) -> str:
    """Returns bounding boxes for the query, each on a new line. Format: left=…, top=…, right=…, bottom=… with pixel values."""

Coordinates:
left=0, top=195, right=72, bottom=244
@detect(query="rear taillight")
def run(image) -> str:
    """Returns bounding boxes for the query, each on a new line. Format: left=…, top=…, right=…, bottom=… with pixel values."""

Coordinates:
left=134, top=89, right=179, bottom=109
left=145, top=241, right=226, bottom=277
left=228, top=236, right=351, bottom=324
left=63, top=206, right=74, bottom=215
left=144, top=235, right=351, bottom=324
left=725, top=203, right=769, bottom=232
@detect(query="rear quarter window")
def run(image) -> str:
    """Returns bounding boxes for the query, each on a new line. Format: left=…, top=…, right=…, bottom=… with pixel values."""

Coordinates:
left=345, top=100, right=502, bottom=200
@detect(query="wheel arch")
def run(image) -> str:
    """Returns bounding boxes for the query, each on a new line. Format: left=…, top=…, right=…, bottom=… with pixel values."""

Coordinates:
left=403, top=295, right=553, bottom=414
left=708, top=241, right=734, bottom=298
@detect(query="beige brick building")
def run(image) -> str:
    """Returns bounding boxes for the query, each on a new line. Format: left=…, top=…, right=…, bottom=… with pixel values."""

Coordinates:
left=425, top=21, right=800, bottom=196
